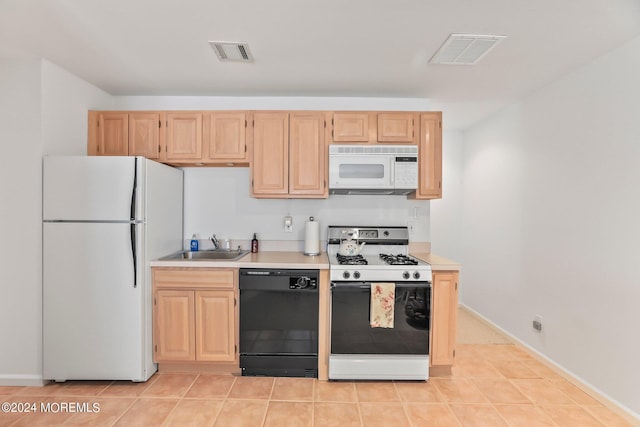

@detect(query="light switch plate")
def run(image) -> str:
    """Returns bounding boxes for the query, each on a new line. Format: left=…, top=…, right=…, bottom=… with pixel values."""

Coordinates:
left=284, top=216, right=293, bottom=232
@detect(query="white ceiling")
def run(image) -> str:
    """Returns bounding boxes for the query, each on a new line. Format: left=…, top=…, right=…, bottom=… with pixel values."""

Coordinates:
left=1, top=0, right=639, bottom=129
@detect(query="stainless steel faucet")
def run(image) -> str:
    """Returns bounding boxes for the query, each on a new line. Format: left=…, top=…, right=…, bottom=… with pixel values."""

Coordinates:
left=210, top=234, right=220, bottom=250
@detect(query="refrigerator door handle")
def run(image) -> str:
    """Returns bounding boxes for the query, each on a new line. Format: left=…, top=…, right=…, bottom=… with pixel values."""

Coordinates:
left=130, top=223, right=137, bottom=288
left=129, top=158, right=138, bottom=288
left=130, top=158, right=138, bottom=221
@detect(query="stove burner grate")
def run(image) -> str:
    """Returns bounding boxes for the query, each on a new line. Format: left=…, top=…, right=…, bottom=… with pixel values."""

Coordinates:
left=336, top=254, right=368, bottom=265
left=379, top=253, right=419, bottom=266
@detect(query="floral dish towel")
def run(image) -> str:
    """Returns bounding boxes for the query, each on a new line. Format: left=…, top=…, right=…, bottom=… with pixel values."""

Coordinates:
left=370, top=282, right=395, bottom=328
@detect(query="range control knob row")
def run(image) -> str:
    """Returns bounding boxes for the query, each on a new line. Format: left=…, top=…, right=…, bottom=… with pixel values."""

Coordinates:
left=342, top=271, right=362, bottom=279
left=402, top=271, right=422, bottom=280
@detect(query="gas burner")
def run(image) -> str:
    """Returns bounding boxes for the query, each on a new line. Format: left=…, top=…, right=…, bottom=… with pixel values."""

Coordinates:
left=336, top=254, right=368, bottom=265
left=379, top=253, right=419, bottom=266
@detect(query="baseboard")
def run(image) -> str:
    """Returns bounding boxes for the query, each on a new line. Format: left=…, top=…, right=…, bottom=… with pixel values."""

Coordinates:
left=0, top=374, right=45, bottom=387
left=459, top=303, right=640, bottom=426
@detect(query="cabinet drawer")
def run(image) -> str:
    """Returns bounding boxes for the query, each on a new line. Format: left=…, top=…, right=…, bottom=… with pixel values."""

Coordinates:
left=153, top=268, right=235, bottom=289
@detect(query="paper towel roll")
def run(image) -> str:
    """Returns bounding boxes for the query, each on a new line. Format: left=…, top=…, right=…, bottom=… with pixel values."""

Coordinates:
left=304, top=217, right=320, bottom=255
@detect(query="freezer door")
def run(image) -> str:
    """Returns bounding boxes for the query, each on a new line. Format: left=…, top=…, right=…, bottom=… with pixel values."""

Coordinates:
left=43, top=156, right=140, bottom=221
left=43, top=222, right=147, bottom=381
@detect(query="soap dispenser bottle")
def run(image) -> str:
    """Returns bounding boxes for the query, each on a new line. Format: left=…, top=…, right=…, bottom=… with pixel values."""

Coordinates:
left=190, top=234, right=199, bottom=251
left=251, top=233, right=259, bottom=253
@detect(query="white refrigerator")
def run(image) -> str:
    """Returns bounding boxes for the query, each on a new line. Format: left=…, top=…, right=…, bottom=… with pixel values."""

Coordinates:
left=43, top=156, right=183, bottom=382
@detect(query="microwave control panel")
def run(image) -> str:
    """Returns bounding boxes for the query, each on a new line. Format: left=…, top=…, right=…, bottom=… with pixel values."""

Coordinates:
left=394, top=156, right=418, bottom=189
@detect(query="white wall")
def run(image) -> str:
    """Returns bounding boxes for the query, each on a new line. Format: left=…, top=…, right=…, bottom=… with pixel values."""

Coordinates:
left=0, top=59, right=44, bottom=384
left=0, top=59, right=111, bottom=385
left=42, top=60, right=114, bottom=154
left=435, top=36, right=640, bottom=417
left=430, top=130, right=464, bottom=257
left=183, top=167, right=430, bottom=251
left=114, top=96, right=430, bottom=112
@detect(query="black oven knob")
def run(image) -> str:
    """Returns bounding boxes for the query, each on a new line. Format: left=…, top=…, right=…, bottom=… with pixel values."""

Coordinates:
left=353, top=271, right=361, bottom=279
left=402, top=271, right=410, bottom=280
left=413, top=271, right=421, bottom=280
left=343, top=271, right=351, bottom=279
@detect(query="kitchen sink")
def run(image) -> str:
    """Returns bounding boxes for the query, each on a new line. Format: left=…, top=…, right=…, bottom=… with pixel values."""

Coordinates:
left=160, top=250, right=250, bottom=261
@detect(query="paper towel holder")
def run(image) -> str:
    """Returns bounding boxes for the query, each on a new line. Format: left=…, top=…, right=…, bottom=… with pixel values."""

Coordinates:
left=304, top=216, right=320, bottom=256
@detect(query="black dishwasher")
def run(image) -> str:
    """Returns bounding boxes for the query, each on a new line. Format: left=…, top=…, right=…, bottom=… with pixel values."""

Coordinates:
left=239, top=268, right=319, bottom=377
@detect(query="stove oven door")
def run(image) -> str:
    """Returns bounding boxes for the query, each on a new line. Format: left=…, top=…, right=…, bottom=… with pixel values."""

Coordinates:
left=329, top=281, right=431, bottom=380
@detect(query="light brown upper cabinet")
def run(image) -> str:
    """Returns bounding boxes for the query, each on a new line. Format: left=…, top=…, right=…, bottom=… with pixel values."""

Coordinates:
left=203, top=112, right=249, bottom=164
left=410, top=112, right=442, bottom=200
left=129, top=112, right=163, bottom=159
left=331, top=112, right=373, bottom=142
left=289, top=112, right=327, bottom=197
left=88, top=111, right=162, bottom=158
left=164, top=111, right=203, bottom=162
left=251, top=112, right=328, bottom=198
left=377, top=112, right=417, bottom=143
left=251, top=112, right=290, bottom=196
left=331, top=112, right=418, bottom=144
left=87, top=110, right=438, bottom=200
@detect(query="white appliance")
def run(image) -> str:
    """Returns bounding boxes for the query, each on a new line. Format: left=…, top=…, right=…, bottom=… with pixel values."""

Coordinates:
left=328, top=145, right=418, bottom=195
left=327, top=226, right=432, bottom=380
left=42, top=156, right=183, bottom=382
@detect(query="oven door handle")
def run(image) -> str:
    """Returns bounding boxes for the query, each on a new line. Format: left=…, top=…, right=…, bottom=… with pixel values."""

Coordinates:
left=331, top=281, right=431, bottom=289
left=331, top=282, right=370, bottom=289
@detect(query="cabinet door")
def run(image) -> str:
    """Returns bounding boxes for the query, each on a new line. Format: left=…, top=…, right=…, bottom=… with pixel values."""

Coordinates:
left=414, top=112, right=442, bottom=199
left=195, top=290, right=236, bottom=362
left=289, top=112, right=327, bottom=197
left=251, top=112, right=289, bottom=196
left=129, top=112, right=161, bottom=159
left=96, top=112, right=129, bottom=156
left=332, top=112, right=371, bottom=142
left=377, top=113, right=416, bottom=143
left=430, top=271, right=458, bottom=366
left=154, top=290, right=195, bottom=361
left=165, top=112, right=203, bottom=161
left=206, top=112, right=248, bottom=162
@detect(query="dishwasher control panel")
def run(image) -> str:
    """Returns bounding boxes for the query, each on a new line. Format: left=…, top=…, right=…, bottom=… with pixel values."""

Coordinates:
left=239, top=269, right=319, bottom=291
left=289, top=276, right=317, bottom=290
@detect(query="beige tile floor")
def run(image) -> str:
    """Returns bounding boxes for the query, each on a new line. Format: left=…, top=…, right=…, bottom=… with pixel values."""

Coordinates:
left=1, top=311, right=637, bottom=427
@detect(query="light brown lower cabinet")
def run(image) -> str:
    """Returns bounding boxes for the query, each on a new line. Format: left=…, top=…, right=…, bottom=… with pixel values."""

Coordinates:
left=430, top=270, right=459, bottom=367
left=154, top=289, right=195, bottom=361
left=152, top=268, right=237, bottom=366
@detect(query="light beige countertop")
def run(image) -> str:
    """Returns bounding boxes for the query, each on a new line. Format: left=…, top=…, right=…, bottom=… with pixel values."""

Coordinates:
left=412, top=252, right=461, bottom=271
left=150, top=251, right=330, bottom=269
left=151, top=250, right=456, bottom=271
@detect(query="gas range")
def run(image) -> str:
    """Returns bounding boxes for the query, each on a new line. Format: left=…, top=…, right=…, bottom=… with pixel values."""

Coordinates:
left=327, top=226, right=432, bottom=283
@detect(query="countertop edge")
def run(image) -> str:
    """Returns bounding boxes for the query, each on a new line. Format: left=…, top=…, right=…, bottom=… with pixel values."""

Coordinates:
left=411, top=252, right=461, bottom=271
left=151, top=250, right=458, bottom=271
left=150, top=251, right=330, bottom=269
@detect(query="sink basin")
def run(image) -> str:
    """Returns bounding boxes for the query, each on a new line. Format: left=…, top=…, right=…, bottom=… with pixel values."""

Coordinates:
left=161, top=250, right=250, bottom=261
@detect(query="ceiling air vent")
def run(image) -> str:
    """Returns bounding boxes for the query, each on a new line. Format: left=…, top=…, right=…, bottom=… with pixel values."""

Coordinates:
left=209, top=41, right=254, bottom=62
left=429, top=34, right=506, bottom=65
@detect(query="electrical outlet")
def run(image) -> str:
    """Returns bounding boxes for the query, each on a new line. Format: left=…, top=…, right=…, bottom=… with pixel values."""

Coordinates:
left=408, top=221, right=416, bottom=234
left=284, top=216, right=293, bottom=233
left=532, top=315, right=543, bottom=332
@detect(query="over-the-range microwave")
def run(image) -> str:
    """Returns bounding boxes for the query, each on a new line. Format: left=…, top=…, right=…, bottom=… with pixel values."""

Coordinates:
left=328, top=145, right=418, bottom=195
